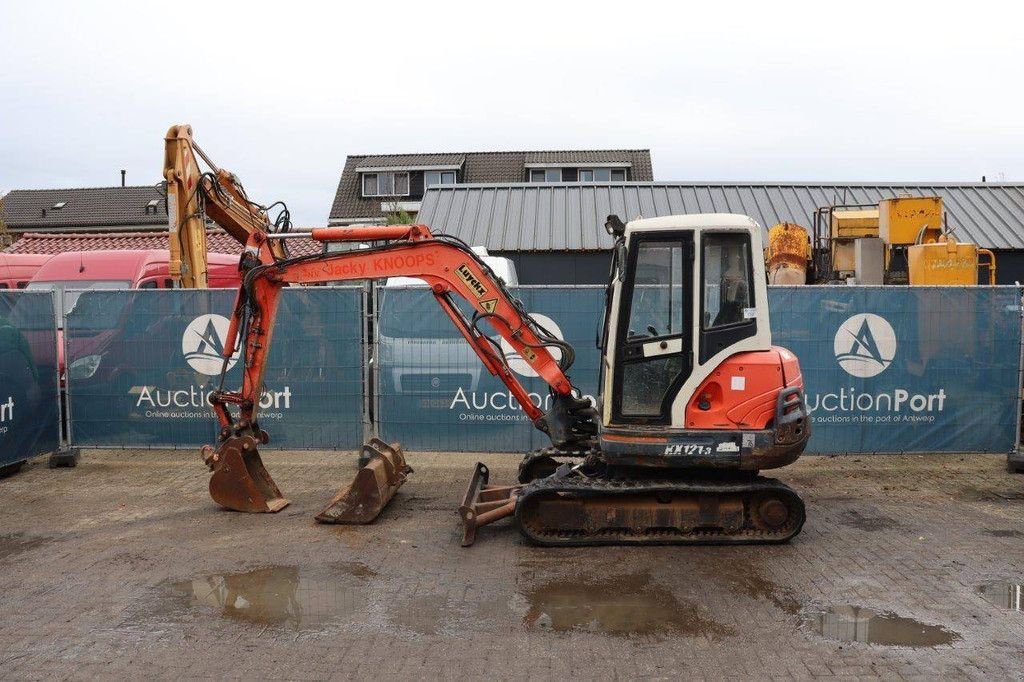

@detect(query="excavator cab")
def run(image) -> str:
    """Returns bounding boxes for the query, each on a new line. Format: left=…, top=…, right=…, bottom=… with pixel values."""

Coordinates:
left=596, top=214, right=809, bottom=471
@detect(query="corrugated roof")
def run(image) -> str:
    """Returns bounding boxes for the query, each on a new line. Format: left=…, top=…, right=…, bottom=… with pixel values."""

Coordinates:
left=329, top=149, right=653, bottom=222
left=417, top=182, right=1024, bottom=251
left=5, top=230, right=323, bottom=257
left=1, top=185, right=168, bottom=231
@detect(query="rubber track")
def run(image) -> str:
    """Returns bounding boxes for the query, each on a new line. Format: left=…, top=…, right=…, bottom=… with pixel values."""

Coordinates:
left=515, top=475, right=805, bottom=547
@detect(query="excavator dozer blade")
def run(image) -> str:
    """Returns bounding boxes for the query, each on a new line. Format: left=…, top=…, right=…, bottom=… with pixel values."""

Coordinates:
left=315, top=439, right=412, bottom=524
left=459, top=462, right=519, bottom=547
left=202, top=435, right=289, bottom=513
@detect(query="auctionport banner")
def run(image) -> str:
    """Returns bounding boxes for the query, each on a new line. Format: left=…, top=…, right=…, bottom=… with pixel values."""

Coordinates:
left=376, top=286, right=604, bottom=452
left=769, top=286, right=1022, bottom=454
left=65, top=288, right=363, bottom=450
left=376, top=285, right=1022, bottom=454
left=0, top=292, right=60, bottom=467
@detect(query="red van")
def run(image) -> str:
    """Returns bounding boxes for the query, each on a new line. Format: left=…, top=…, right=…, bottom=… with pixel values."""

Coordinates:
left=21, top=249, right=241, bottom=381
left=0, top=253, right=52, bottom=290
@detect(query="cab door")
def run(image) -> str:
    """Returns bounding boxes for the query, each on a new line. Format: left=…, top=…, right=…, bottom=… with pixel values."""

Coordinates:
left=611, top=233, right=693, bottom=424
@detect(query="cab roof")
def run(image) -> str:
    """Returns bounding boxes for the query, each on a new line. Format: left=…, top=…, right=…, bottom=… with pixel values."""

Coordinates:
left=626, top=213, right=760, bottom=233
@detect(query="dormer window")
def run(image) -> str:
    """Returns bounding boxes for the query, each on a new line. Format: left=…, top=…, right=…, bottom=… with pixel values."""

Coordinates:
left=424, top=170, right=457, bottom=187
left=52, top=201, right=67, bottom=210
left=362, top=172, right=410, bottom=197
left=529, top=169, right=562, bottom=183
left=145, top=198, right=160, bottom=215
left=579, top=168, right=627, bottom=182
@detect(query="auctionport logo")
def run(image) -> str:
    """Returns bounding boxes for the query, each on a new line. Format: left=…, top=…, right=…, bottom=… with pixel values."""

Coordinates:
left=133, top=314, right=290, bottom=418
left=833, top=313, right=896, bottom=378
left=499, top=314, right=564, bottom=377
left=183, top=314, right=240, bottom=375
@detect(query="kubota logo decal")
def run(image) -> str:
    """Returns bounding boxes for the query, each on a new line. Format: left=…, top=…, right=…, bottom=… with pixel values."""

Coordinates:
left=183, top=314, right=240, bottom=375
left=499, top=314, right=563, bottom=377
left=834, top=313, right=896, bottom=378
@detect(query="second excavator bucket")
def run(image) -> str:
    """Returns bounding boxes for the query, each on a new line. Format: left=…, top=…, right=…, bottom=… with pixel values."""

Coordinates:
left=315, top=439, right=412, bottom=524
left=202, top=435, right=289, bottom=513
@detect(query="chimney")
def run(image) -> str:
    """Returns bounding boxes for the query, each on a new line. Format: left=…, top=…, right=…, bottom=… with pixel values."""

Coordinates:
left=121, top=170, right=126, bottom=187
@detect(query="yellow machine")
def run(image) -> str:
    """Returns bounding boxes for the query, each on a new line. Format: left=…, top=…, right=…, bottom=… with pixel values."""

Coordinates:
left=765, top=222, right=810, bottom=284
left=829, top=208, right=880, bottom=278
left=812, top=196, right=995, bottom=285
left=879, top=196, right=943, bottom=246
left=908, top=235, right=996, bottom=285
left=163, top=125, right=287, bottom=288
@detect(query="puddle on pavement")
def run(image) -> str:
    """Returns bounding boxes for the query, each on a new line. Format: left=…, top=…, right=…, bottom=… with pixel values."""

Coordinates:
left=0, top=533, right=49, bottom=560
left=518, top=573, right=733, bottom=639
left=976, top=582, right=1023, bottom=611
left=983, top=529, right=1023, bottom=538
left=804, top=606, right=959, bottom=647
left=168, top=562, right=375, bottom=630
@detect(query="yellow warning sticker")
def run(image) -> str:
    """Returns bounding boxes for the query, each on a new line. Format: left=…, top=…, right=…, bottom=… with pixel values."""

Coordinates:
left=455, top=264, right=488, bottom=299
left=480, top=298, right=498, bottom=313
left=521, top=347, right=537, bottom=362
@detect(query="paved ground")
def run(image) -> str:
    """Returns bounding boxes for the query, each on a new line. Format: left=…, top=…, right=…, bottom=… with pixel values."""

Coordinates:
left=1, top=449, right=1023, bottom=680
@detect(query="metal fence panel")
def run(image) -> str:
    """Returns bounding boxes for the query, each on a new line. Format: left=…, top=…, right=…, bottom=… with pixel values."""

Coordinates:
left=377, top=285, right=1022, bottom=455
left=0, top=292, right=60, bottom=465
left=65, top=287, right=363, bottom=449
left=376, top=286, right=604, bottom=451
left=769, top=286, right=1022, bottom=454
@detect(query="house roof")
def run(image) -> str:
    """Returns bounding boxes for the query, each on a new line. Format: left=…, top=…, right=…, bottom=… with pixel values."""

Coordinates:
left=5, top=230, right=323, bottom=258
left=329, top=149, right=653, bottom=222
left=416, top=181, right=1024, bottom=252
left=1, top=185, right=169, bottom=231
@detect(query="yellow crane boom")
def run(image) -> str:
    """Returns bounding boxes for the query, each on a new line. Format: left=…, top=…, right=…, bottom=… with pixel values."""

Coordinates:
left=163, top=124, right=286, bottom=288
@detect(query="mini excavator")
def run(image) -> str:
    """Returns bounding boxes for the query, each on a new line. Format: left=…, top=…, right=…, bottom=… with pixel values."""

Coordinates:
left=166, top=125, right=811, bottom=547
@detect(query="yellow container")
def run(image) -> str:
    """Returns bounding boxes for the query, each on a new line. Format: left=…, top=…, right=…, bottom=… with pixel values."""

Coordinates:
left=832, top=241, right=856, bottom=275
left=765, top=223, right=809, bottom=284
left=830, top=209, right=879, bottom=239
left=908, top=238, right=979, bottom=285
left=879, top=196, right=943, bottom=246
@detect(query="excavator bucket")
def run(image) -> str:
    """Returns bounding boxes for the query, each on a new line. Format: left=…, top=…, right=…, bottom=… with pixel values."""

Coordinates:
left=202, top=435, right=289, bottom=513
left=315, top=439, right=412, bottom=524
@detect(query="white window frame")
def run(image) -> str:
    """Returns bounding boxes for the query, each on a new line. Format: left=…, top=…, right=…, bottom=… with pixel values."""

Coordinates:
left=529, top=168, right=562, bottom=183
left=362, top=171, right=411, bottom=197
left=424, top=170, right=457, bottom=188
left=578, top=168, right=628, bottom=182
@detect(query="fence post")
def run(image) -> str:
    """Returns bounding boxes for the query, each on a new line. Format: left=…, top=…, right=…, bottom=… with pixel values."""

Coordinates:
left=1009, top=286, right=1024, bottom=473
left=49, top=288, right=80, bottom=468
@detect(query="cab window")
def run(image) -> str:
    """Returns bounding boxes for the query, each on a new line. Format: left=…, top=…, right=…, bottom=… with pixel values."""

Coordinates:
left=703, top=233, right=753, bottom=328
left=625, top=241, right=684, bottom=340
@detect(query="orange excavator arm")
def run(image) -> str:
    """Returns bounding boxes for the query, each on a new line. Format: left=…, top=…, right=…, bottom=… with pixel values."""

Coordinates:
left=200, top=222, right=597, bottom=518
left=163, top=124, right=287, bottom=288
left=209, top=223, right=597, bottom=451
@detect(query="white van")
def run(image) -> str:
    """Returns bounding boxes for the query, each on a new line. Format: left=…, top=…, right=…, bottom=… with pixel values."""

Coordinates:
left=376, top=248, right=518, bottom=395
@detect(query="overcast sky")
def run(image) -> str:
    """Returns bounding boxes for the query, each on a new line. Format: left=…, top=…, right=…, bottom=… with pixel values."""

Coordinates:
left=2, top=1, right=1022, bottom=225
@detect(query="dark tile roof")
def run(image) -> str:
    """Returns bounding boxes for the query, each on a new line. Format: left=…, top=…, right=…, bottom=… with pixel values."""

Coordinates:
left=6, top=230, right=323, bottom=257
left=355, top=153, right=465, bottom=169
left=1, top=185, right=169, bottom=231
left=417, top=181, right=1024, bottom=251
left=329, top=149, right=653, bottom=222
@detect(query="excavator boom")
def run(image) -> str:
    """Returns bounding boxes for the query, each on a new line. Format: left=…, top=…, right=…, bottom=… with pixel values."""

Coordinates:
left=163, top=124, right=286, bottom=288
left=202, top=223, right=597, bottom=516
